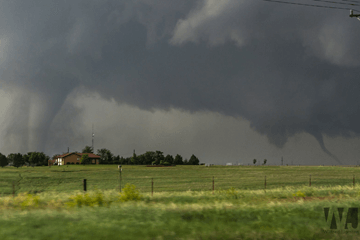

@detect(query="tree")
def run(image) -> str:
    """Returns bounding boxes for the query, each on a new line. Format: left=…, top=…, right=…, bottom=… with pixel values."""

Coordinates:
left=25, top=152, right=50, bottom=166
left=263, top=159, right=267, bottom=165
left=7, top=153, right=15, bottom=165
left=113, top=155, right=120, bottom=164
left=154, top=151, right=164, bottom=165
left=80, top=154, right=90, bottom=164
left=29, top=152, right=41, bottom=166
left=131, top=151, right=138, bottom=165
left=164, top=154, right=174, bottom=165
left=106, top=150, right=114, bottom=164
left=137, top=155, right=146, bottom=165
left=125, top=157, right=132, bottom=165
left=97, top=148, right=113, bottom=164
left=0, top=153, right=7, bottom=167
left=144, top=151, right=156, bottom=165
left=189, top=154, right=200, bottom=165
left=11, top=153, right=24, bottom=168
left=82, top=146, right=94, bottom=153
left=23, top=153, right=30, bottom=165
left=174, top=154, right=183, bottom=165
left=40, top=153, right=50, bottom=166
left=253, top=159, right=257, bottom=165
left=119, top=156, right=126, bottom=165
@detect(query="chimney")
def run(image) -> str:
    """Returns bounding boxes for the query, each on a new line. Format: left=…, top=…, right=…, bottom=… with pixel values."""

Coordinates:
left=68, top=147, right=69, bottom=153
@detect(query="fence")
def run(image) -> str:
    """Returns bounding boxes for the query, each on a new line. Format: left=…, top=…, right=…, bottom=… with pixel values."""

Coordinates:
left=0, top=171, right=358, bottom=196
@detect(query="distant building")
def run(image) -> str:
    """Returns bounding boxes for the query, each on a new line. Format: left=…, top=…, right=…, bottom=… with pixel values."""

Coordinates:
left=226, top=163, right=233, bottom=166
left=49, top=152, right=101, bottom=166
left=205, top=163, right=214, bottom=167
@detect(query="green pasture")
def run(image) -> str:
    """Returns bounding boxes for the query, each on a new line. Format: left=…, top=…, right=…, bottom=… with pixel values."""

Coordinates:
left=1, top=165, right=360, bottom=239
left=0, top=185, right=360, bottom=239
left=0, top=165, right=360, bottom=195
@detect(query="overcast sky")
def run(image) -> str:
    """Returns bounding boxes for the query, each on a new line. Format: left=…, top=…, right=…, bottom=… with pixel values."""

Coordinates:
left=0, top=0, right=360, bottom=165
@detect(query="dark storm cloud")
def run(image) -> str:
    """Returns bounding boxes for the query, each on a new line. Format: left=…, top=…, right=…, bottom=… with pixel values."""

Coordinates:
left=1, top=0, right=360, bottom=163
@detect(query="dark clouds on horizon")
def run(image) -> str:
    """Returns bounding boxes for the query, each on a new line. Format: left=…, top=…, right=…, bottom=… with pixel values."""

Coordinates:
left=1, top=0, right=360, bottom=163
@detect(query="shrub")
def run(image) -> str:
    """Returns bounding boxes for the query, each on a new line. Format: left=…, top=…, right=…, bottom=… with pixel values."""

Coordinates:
left=292, top=191, right=306, bottom=198
left=21, top=194, right=40, bottom=209
left=6, top=193, right=41, bottom=209
left=304, top=188, right=314, bottom=197
left=225, top=187, right=241, bottom=199
left=119, top=184, right=142, bottom=202
left=66, top=190, right=110, bottom=208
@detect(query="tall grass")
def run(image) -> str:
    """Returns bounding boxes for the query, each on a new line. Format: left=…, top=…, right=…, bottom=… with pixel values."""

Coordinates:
left=1, top=165, right=360, bottom=239
left=0, top=184, right=359, bottom=210
left=0, top=185, right=359, bottom=239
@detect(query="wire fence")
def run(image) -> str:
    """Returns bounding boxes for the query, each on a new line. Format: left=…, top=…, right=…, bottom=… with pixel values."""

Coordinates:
left=0, top=172, right=359, bottom=196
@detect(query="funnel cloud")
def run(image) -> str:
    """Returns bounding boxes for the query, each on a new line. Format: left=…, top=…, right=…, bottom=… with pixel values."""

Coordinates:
left=1, top=0, right=360, bottom=164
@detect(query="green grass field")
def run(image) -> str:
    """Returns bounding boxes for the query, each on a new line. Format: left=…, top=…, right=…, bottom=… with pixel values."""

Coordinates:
left=1, top=165, right=360, bottom=239
left=1, top=165, right=360, bottom=195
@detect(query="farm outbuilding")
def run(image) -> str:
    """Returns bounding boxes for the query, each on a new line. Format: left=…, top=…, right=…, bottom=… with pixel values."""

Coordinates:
left=49, top=152, right=101, bottom=166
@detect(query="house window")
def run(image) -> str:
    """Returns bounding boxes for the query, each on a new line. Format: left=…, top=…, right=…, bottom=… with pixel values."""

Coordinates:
left=77, top=158, right=79, bottom=161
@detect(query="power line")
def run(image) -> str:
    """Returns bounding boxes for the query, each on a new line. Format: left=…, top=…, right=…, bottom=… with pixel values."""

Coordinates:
left=335, top=0, right=360, bottom=3
left=311, top=0, right=360, bottom=7
left=263, top=0, right=360, bottom=11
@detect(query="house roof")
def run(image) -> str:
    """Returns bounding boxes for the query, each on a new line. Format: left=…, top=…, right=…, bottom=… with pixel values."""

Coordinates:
left=54, top=152, right=100, bottom=159
left=56, top=153, right=72, bottom=158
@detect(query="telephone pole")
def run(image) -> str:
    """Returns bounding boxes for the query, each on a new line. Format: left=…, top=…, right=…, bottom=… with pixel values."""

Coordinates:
left=92, top=124, right=94, bottom=153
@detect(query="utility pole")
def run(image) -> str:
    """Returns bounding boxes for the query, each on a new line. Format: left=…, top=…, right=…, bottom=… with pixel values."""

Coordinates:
left=281, top=156, right=283, bottom=166
left=92, top=124, right=94, bottom=153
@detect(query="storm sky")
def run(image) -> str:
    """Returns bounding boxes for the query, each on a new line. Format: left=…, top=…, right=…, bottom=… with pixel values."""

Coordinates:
left=0, top=0, right=360, bottom=165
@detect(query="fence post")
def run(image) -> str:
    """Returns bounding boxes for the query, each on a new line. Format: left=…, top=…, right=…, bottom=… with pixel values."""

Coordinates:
left=212, top=176, right=214, bottom=194
left=265, top=176, right=267, bottom=190
left=151, top=178, right=153, bottom=196
left=309, top=175, right=311, bottom=187
left=83, top=179, right=87, bottom=192
left=12, top=181, right=15, bottom=197
left=118, top=165, right=122, bottom=193
left=353, top=175, right=355, bottom=188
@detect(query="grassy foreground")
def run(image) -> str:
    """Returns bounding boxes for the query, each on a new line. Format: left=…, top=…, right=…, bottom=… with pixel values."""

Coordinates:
left=1, top=165, right=360, bottom=239
left=0, top=185, right=360, bottom=239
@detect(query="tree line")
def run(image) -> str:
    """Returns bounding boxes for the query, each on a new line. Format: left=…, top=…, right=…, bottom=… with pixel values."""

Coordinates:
left=81, top=146, right=200, bottom=165
left=0, top=152, right=50, bottom=168
left=0, top=146, right=200, bottom=167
